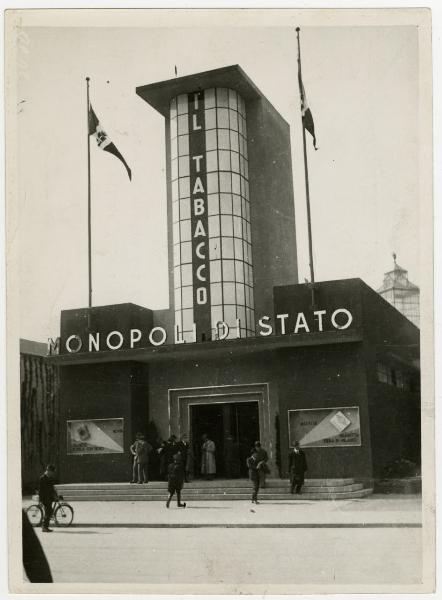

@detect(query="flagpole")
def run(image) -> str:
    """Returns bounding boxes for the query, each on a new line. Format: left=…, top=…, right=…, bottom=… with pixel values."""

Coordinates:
left=86, top=77, right=92, bottom=309
left=296, top=27, right=316, bottom=309
left=301, top=115, right=315, bottom=285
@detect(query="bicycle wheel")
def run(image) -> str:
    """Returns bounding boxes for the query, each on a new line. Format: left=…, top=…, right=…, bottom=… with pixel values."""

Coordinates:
left=26, top=504, right=43, bottom=527
left=54, top=503, right=74, bottom=527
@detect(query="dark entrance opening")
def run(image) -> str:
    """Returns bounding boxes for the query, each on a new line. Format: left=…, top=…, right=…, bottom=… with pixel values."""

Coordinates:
left=190, top=401, right=260, bottom=478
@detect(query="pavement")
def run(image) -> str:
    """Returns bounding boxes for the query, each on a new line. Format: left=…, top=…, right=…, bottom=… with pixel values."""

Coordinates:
left=22, top=494, right=423, bottom=591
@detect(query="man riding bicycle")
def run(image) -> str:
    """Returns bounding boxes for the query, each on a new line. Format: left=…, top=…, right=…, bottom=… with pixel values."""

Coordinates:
left=38, top=464, right=57, bottom=532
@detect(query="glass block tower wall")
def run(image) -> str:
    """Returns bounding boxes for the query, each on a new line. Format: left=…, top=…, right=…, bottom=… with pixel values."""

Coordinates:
left=170, top=88, right=254, bottom=341
left=136, top=65, right=299, bottom=344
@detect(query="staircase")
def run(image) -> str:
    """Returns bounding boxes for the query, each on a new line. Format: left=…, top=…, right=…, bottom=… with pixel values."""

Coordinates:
left=56, top=478, right=372, bottom=501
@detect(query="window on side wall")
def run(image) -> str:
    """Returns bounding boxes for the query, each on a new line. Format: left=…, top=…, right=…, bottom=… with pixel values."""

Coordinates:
left=376, top=362, right=392, bottom=385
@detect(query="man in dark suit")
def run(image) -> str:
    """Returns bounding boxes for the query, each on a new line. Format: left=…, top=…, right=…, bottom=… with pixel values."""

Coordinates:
left=158, top=435, right=178, bottom=480
left=289, top=442, right=308, bottom=494
left=38, top=464, right=57, bottom=532
left=176, top=433, right=193, bottom=482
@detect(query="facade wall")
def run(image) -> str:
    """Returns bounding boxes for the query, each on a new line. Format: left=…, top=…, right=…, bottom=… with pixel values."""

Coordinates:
left=55, top=339, right=377, bottom=483
left=20, top=353, right=60, bottom=491
left=51, top=279, right=420, bottom=484
left=273, top=278, right=421, bottom=481
left=147, top=352, right=281, bottom=475
left=366, top=375, right=421, bottom=477
left=60, top=303, right=153, bottom=352
left=59, top=362, right=149, bottom=483
left=360, top=282, right=421, bottom=475
left=247, top=97, right=298, bottom=321
left=276, top=344, right=373, bottom=482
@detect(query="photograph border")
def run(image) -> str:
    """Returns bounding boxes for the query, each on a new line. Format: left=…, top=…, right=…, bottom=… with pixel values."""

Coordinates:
left=4, top=5, right=435, bottom=595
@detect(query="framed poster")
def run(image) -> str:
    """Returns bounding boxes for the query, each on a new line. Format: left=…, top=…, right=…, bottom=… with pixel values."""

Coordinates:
left=288, top=407, right=361, bottom=448
left=67, top=418, right=124, bottom=455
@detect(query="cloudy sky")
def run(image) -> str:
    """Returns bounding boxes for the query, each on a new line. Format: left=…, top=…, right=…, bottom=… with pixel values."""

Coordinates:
left=14, top=13, right=420, bottom=342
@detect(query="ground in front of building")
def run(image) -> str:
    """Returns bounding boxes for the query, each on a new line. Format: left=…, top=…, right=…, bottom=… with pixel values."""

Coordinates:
left=22, top=494, right=422, bottom=588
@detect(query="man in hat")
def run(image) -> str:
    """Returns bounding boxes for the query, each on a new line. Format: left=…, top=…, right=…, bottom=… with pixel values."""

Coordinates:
left=289, top=441, right=308, bottom=494
left=247, top=441, right=269, bottom=503
left=130, top=432, right=152, bottom=484
left=246, top=449, right=261, bottom=504
left=252, top=440, right=269, bottom=488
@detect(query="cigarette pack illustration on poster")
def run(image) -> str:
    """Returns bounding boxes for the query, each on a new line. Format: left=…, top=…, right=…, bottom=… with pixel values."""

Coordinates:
left=67, top=418, right=124, bottom=455
left=289, top=407, right=361, bottom=447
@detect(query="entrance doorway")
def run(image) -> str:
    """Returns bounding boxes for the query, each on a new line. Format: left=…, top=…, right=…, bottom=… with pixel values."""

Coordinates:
left=190, top=401, right=259, bottom=478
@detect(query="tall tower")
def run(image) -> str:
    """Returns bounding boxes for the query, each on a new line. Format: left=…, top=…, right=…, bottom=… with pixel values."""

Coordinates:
left=377, top=254, right=420, bottom=328
left=137, top=65, right=298, bottom=342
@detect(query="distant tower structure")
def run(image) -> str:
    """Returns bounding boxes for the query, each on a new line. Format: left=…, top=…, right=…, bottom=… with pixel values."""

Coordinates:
left=377, top=253, right=420, bottom=328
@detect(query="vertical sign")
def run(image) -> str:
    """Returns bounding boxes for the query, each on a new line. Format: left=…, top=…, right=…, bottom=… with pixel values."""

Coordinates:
left=188, top=90, right=211, bottom=341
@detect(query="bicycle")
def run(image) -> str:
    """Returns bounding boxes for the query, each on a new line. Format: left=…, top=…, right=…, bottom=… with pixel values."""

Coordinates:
left=26, top=495, right=74, bottom=527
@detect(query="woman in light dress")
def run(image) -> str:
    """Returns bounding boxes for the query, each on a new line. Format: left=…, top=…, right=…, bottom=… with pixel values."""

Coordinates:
left=201, top=433, right=216, bottom=480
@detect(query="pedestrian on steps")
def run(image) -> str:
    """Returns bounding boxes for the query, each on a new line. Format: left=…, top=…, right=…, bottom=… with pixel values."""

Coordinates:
left=289, top=441, right=308, bottom=494
left=246, top=449, right=262, bottom=504
left=130, top=433, right=152, bottom=484
left=166, top=452, right=187, bottom=508
left=251, top=441, right=269, bottom=488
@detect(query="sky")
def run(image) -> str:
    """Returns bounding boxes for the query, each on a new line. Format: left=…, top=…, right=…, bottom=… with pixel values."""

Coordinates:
left=14, top=20, right=420, bottom=342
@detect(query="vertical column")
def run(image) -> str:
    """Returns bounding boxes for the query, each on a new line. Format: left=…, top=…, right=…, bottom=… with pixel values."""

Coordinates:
left=170, top=88, right=255, bottom=342
left=188, top=91, right=212, bottom=341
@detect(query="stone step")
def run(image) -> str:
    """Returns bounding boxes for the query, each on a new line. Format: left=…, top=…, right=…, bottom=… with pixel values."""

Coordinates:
left=57, top=488, right=373, bottom=502
left=56, top=478, right=356, bottom=490
left=58, top=483, right=364, bottom=496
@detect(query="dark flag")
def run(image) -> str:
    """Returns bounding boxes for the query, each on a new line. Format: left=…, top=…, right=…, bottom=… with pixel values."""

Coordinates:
left=88, top=106, right=132, bottom=180
left=297, top=52, right=317, bottom=151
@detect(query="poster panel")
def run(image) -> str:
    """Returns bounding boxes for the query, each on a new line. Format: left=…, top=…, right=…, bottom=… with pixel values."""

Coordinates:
left=67, top=418, right=124, bottom=455
left=288, top=407, right=361, bottom=448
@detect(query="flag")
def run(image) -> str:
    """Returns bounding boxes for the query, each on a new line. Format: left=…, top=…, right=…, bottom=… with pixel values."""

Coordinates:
left=88, top=106, right=132, bottom=180
left=297, top=57, right=317, bottom=151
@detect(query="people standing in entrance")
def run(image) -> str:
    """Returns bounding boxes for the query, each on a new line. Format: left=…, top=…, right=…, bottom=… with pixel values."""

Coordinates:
left=130, top=433, right=152, bottom=484
left=201, top=433, right=216, bottom=480
left=251, top=441, right=269, bottom=488
left=38, top=464, right=57, bottom=532
left=166, top=453, right=187, bottom=508
left=177, top=433, right=194, bottom=482
left=158, top=434, right=178, bottom=481
left=289, top=441, right=308, bottom=494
